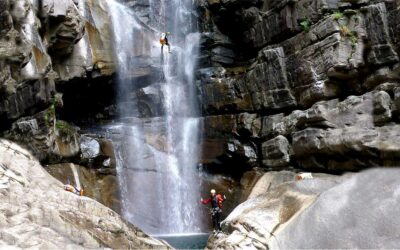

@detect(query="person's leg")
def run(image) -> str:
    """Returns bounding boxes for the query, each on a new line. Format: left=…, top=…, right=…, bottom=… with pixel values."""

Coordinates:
left=212, top=214, right=217, bottom=232
left=216, top=212, right=222, bottom=231
left=161, top=44, right=164, bottom=52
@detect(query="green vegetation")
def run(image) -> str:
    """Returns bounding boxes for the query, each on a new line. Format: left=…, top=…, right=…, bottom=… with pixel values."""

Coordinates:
left=44, top=103, right=56, bottom=127
left=44, top=93, right=63, bottom=128
left=55, top=120, right=76, bottom=137
left=332, top=11, right=343, bottom=20
left=339, top=25, right=358, bottom=61
left=339, top=25, right=358, bottom=48
left=300, top=19, right=311, bottom=33
left=339, top=25, right=351, bottom=37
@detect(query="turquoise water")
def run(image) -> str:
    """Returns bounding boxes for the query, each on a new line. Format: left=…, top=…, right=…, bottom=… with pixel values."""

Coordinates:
left=155, top=233, right=210, bottom=249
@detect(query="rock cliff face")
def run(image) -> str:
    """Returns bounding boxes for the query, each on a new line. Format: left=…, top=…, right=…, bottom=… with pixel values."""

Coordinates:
left=0, top=0, right=114, bottom=125
left=197, top=0, right=400, bottom=172
left=0, top=0, right=161, bottom=128
left=0, top=0, right=133, bottom=216
left=0, top=0, right=114, bottom=147
left=2, top=0, right=400, bottom=247
left=0, top=139, right=170, bottom=249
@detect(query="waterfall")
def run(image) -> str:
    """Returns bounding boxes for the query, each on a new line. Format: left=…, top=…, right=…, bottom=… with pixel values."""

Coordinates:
left=107, top=0, right=202, bottom=234
left=69, top=164, right=81, bottom=191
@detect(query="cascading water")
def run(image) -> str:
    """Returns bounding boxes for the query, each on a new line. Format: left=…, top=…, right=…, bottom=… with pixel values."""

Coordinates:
left=107, top=0, right=203, bottom=235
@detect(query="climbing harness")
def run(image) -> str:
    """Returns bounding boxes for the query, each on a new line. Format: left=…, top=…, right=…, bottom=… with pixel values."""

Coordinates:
left=210, top=207, right=221, bottom=216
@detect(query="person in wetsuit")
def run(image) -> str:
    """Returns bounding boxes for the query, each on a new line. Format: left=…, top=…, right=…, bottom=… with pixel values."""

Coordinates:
left=201, top=189, right=226, bottom=233
left=160, top=32, right=171, bottom=53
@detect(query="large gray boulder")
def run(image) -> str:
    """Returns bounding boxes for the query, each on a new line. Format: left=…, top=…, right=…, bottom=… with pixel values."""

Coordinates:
left=80, top=135, right=101, bottom=159
left=208, top=169, right=400, bottom=249
left=261, top=135, right=292, bottom=168
left=268, top=168, right=400, bottom=249
left=0, top=139, right=170, bottom=249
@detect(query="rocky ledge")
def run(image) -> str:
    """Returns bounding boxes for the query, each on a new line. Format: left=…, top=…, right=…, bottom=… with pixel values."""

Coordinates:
left=0, top=139, right=170, bottom=249
left=208, top=169, right=400, bottom=249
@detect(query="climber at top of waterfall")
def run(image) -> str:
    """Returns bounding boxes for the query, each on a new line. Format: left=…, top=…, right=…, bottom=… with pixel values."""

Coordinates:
left=201, top=189, right=226, bottom=234
left=160, top=32, right=171, bottom=53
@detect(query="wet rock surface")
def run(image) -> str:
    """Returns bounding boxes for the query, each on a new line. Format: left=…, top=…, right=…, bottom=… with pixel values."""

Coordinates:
left=0, top=139, right=170, bottom=249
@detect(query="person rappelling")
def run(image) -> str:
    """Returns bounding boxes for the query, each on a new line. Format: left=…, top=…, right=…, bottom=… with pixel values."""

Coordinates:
left=201, top=189, right=226, bottom=234
left=160, top=32, right=171, bottom=53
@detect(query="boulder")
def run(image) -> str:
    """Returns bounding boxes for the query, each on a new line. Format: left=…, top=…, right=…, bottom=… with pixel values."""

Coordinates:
left=208, top=169, right=400, bottom=249
left=0, top=139, right=170, bottom=249
left=269, top=169, right=400, bottom=248
left=373, top=90, right=392, bottom=124
left=80, top=135, right=101, bottom=159
left=261, top=135, right=292, bottom=169
left=79, top=135, right=117, bottom=173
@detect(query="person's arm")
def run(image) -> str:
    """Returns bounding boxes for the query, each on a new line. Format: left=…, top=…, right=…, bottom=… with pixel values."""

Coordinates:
left=201, top=198, right=211, bottom=204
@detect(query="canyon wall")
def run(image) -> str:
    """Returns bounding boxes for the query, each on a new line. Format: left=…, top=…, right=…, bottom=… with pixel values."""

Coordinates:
left=0, top=0, right=127, bottom=212
left=197, top=0, right=400, bottom=173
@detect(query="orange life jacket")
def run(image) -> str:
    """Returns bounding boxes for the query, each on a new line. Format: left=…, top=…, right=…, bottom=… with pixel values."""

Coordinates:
left=65, top=185, right=74, bottom=192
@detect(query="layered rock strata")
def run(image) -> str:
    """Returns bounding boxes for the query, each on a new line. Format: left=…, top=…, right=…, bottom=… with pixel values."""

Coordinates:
left=198, top=0, right=400, bottom=172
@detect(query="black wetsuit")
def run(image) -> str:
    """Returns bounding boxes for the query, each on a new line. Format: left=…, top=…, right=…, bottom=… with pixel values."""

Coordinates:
left=161, top=35, right=170, bottom=52
left=211, top=196, right=222, bottom=231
